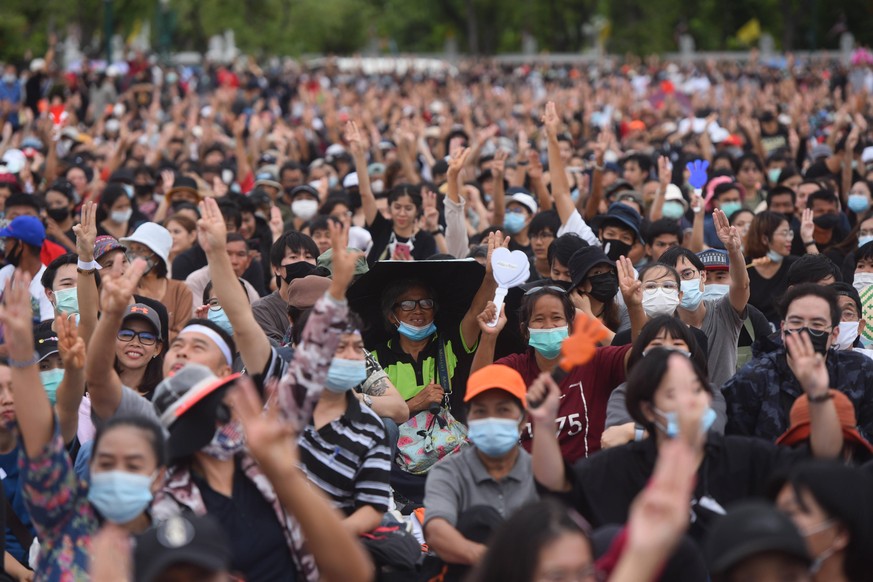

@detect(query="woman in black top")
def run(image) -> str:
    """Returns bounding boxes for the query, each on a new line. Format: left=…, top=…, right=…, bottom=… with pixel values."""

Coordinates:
left=529, top=332, right=844, bottom=542
left=746, top=210, right=800, bottom=324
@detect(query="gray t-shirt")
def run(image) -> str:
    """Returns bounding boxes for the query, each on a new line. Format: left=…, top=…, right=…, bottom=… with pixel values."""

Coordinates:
left=91, top=385, right=161, bottom=429
left=252, top=290, right=289, bottom=343
left=424, top=445, right=538, bottom=528
left=604, top=381, right=727, bottom=434
left=701, top=297, right=745, bottom=388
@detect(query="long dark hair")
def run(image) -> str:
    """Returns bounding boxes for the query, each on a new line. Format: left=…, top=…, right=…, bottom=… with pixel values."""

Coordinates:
left=92, top=415, right=167, bottom=468
left=114, top=317, right=165, bottom=399
left=628, top=315, right=709, bottom=378
left=471, top=499, right=594, bottom=582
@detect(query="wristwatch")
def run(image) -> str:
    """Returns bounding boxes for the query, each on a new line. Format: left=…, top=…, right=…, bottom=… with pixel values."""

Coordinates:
left=362, top=394, right=373, bottom=407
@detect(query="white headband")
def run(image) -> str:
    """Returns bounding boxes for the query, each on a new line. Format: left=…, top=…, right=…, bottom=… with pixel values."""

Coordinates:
left=180, top=324, right=233, bottom=365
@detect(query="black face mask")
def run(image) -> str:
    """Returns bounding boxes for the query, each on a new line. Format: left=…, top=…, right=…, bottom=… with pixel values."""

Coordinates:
left=134, top=183, right=154, bottom=197
left=281, top=260, right=317, bottom=285
left=601, top=238, right=633, bottom=262
left=787, top=327, right=831, bottom=355
left=46, top=207, right=71, bottom=222
left=813, top=213, right=840, bottom=231
left=587, top=271, right=619, bottom=303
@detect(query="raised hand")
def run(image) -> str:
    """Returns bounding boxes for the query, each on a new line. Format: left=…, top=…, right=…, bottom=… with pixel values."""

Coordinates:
left=328, top=220, right=363, bottom=298
left=447, top=147, right=470, bottom=179
left=74, top=201, right=98, bottom=261
left=491, top=149, right=508, bottom=177
left=658, top=156, right=672, bottom=191
left=785, top=328, right=830, bottom=397
left=542, top=101, right=561, bottom=136
left=686, top=159, right=709, bottom=190
left=713, top=208, right=742, bottom=253
left=800, top=207, right=815, bottom=244
left=617, top=255, right=642, bottom=307
left=421, top=187, right=440, bottom=232
left=526, top=149, right=544, bottom=181
left=484, top=230, right=510, bottom=277
left=526, top=372, right=561, bottom=423
left=99, top=255, right=148, bottom=316
left=0, top=271, right=35, bottom=337
left=57, top=313, right=86, bottom=370
left=160, top=169, right=175, bottom=194
left=476, top=301, right=506, bottom=335
left=344, top=121, right=366, bottom=159
left=197, top=197, right=229, bottom=254
left=268, top=205, right=284, bottom=242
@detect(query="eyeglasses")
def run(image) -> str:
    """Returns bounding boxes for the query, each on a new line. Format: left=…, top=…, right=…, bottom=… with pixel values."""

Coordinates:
left=677, top=268, right=700, bottom=281
left=774, top=229, right=795, bottom=240
left=642, top=281, right=679, bottom=292
left=117, top=329, right=158, bottom=346
left=394, top=298, right=435, bottom=311
left=207, top=298, right=222, bottom=312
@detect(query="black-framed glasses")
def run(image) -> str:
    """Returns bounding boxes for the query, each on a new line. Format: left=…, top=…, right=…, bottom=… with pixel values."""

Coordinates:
left=117, top=329, right=158, bottom=346
left=394, top=298, right=435, bottom=311
left=207, top=298, right=222, bottom=312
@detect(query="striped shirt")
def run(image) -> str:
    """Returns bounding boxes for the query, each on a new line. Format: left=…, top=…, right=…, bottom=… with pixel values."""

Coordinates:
left=298, top=393, right=392, bottom=515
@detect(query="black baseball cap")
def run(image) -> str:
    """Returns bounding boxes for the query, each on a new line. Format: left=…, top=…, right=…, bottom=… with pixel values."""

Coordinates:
left=568, top=246, right=615, bottom=291
left=34, top=326, right=58, bottom=362
left=134, top=514, right=229, bottom=582
left=705, top=501, right=811, bottom=575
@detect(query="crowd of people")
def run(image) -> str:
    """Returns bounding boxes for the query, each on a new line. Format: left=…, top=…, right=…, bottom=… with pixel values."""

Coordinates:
left=0, top=39, right=873, bottom=581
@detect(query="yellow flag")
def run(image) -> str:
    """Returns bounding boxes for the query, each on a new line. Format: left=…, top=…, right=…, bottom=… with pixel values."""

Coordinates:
left=736, top=18, right=761, bottom=45
left=127, top=19, right=142, bottom=45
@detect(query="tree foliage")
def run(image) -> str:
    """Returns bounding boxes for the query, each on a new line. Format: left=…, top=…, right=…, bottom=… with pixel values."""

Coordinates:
left=1, top=0, right=872, bottom=62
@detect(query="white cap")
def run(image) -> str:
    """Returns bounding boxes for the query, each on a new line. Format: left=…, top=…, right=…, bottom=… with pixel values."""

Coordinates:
left=29, top=58, right=46, bottom=73
left=507, top=192, right=538, bottom=215
left=121, top=222, right=173, bottom=268
left=862, top=146, right=873, bottom=165
left=325, top=144, right=347, bottom=158
left=343, top=172, right=359, bottom=189
left=664, top=184, right=688, bottom=209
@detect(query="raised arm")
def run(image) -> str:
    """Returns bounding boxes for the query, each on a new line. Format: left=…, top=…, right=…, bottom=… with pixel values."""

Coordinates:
left=198, top=197, right=272, bottom=375
left=84, top=256, right=148, bottom=421
left=470, top=301, right=505, bottom=374
left=73, top=201, right=99, bottom=345
left=55, top=313, right=87, bottom=444
left=231, top=379, right=374, bottom=582
left=346, top=121, right=377, bottom=227
left=799, top=208, right=819, bottom=255
left=459, top=232, right=503, bottom=349
left=444, top=147, right=471, bottom=258
left=648, top=156, right=671, bottom=221
left=785, top=331, right=843, bottom=459
left=528, top=372, right=570, bottom=492
left=584, top=132, right=608, bottom=221
left=0, top=272, right=54, bottom=458
left=687, top=192, right=705, bottom=253
left=712, top=208, right=750, bottom=315
left=617, top=256, right=645, bottom=343
left=543, top=102, right=574, bottom=224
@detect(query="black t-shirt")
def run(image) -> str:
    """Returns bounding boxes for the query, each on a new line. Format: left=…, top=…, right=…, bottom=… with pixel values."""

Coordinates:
left=172, top=244, right=208, bottom=280
left=365, top=212, right=437, bottom=265
left=748, top=255, right=798, bottom=325
left=195, top=466, right=296, bottom=582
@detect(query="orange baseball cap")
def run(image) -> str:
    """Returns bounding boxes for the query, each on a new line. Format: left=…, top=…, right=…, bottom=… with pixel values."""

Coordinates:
left=465, top=364, right=527, bottom=403
left=776, top=390, right=873, bottom=454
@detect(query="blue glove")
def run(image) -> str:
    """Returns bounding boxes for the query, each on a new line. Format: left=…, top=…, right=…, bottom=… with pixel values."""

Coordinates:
left=686, top=159, right=710, bottom=190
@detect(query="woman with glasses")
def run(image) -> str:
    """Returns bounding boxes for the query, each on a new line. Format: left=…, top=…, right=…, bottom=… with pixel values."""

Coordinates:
left=746, top=210, right=801, bottom=324
left=473, top=285, right=632, bottom=462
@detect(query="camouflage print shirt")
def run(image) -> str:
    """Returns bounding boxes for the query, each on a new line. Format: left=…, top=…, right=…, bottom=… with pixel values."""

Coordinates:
left=722, top=348, right=873, bottom=442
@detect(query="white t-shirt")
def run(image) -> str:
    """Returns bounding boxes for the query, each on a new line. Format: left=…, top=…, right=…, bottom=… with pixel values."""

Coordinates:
left=0, top=264, right=54, bottom=322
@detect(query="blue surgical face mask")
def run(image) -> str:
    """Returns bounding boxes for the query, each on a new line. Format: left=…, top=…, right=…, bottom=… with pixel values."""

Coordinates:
left=570, top=188, right=580, bottom=203
left=503, top=213, right=527, bottom=235
left=40, top=368, right=63, bottom=406
left=87, top=470, right=155, bottom=523
left=527, top=326, right=569, bottom=360
left=467, top=417, right=521, bottom=457
left=662, top=201, right=685, bottom=220
left=653, top=406, right=717, bottom=438
left=122, top=184, right=134, bottom=199
left=768, top=168, right=782, bottom=184
left=680, top=278, right=704, bottom=310
left=858, top=235, right=873, bottom=249
left=397, top=321, right=436, bottom=341
left=207, top=307, right=233, bottom=335
left=848, top=194, right=870, bottom=214
left=766, top=249, right=785, bottom=263
left=720, top=201, right=743, bottom=218
left=325, top=357, right=367, bottom=393
left=54, top=287, right=79, bottom=315
left=702, top=283, right=730, bottom=302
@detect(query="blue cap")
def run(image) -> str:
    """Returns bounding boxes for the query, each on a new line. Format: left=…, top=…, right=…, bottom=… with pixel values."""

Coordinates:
left=0, top=215, right=45, bottom=247
left=698, top=248, right=729, bottom=270
left=600, top=202, right=644, bottom=243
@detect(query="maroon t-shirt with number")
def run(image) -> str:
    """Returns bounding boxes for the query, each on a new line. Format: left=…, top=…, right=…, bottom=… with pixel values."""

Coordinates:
left=496, top=345, right=630, bottom=462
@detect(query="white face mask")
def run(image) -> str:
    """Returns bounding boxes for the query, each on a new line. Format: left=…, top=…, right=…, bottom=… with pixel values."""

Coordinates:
left=642, top=287, right=681, bottom=318
left=834, top=321, right=860, bottom=350
left=291, top=199, right=318, bottom=221
left=111, top=208, right=133, bottom=224
left=853, top=272, right=873, bottom=293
